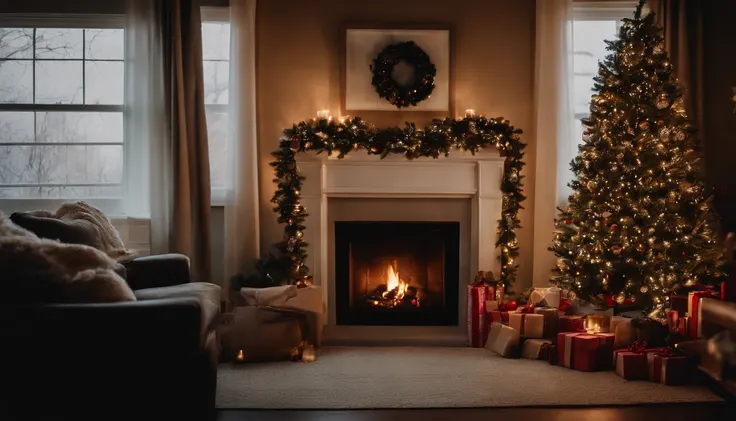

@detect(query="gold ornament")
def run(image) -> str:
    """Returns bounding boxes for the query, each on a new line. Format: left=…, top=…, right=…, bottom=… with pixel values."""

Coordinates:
left=656, top=93, right=670, bottom=110
left=615, top=294, right=626, bottom=304
left=587, top=180, right=598, bottom=191
left=638, top=120, right=650, bottom=131
left=640, top=285, right=649, bottom=293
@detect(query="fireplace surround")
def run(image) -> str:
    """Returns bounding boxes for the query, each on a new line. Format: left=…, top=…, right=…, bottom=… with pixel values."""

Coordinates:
left=297, top=150, right=505, bottom=341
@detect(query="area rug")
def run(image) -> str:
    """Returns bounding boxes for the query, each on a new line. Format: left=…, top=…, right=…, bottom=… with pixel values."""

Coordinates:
left=216, top=346, right=722, bottom=409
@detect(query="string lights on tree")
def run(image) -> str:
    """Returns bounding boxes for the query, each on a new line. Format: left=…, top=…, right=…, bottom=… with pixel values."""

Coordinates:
left=549, top=2, right=728, bottom=318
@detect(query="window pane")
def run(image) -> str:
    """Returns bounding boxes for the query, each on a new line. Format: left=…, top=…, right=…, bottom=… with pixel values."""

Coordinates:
left=202, top=23, right=231, bottom=61
left=0, top=112, right=34, bottom=143
left=36, top=112, right=123, bottom=143
left=85, top=61, right=124, bottom=104
left=35, top=28, right=83, bottom=59
left=0, top=60, right=33, bottom=103
left=203, top=61, right=229, bottom=104
left=206, top=109, right=229, bottom=188
left=35, top=61, right=83, bottom=104
left=0, top=185, right=122, bottom=198
left=0, top=144, right=121, bottom=185
left=0, top=28, right=34, bottom=59
left=85, top=29, right=124, bottom=59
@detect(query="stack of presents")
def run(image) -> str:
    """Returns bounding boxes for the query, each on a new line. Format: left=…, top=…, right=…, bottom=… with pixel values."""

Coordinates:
left=467, top=274, right=725, bottom=386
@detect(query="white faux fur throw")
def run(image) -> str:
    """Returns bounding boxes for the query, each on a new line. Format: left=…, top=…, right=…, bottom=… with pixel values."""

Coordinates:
left=0, top=212, right=136, bottom=304
left=33, top=201, right=135, bottom=260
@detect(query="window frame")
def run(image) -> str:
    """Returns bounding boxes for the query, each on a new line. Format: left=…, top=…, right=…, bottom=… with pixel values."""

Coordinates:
left=0, top=13, right=126, bottom=215
left=201, top=6, right=231, bottom=206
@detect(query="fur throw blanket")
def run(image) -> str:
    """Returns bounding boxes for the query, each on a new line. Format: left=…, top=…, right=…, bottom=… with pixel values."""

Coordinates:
left=30, top=201, right=135, bottom=261
left=0, top=212, right=136, bottom=304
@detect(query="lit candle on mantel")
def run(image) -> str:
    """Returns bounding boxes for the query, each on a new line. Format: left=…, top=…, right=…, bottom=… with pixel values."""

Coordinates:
left=316, top=110, right=330, bottom=120
left=465, top=109, right=476, bottom=118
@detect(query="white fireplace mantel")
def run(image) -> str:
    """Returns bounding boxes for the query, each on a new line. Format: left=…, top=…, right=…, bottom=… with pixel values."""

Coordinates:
left=297, top=149, right=506, bottom=332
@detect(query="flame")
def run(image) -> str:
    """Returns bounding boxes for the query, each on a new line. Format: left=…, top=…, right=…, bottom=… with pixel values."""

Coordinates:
left=382, top=263, right=408, bottom=300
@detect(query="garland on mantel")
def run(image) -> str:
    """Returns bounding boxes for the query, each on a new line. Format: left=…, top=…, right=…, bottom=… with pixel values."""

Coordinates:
left=268, top=114, right=527, bottom=293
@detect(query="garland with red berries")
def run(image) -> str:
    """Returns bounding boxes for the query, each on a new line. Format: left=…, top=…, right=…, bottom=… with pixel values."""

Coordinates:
left=267, top=114, right=527, bottom=293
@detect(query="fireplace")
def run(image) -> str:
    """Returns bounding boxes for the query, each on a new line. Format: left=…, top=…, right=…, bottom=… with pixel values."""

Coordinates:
left=334, top=221, right=460, bottom=326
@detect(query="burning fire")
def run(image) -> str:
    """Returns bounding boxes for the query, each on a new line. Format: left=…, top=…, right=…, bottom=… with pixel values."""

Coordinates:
left=383, top=263, right=408, bottom=300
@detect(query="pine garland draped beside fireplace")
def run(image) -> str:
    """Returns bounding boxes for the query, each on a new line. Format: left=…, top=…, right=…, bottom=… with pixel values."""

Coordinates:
left=259, top=113, right=526, bottom=294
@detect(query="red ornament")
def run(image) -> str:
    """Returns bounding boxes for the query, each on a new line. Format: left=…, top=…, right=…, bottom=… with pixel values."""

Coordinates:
left=565, top=218, right=573, bottom=225
left=289, top=136, right=300, bottom=151
left=611, top=224, right=618, bottom=231
left=505, top=301, right=518, bottom=311
left=604, top=295, right=616, bottom=307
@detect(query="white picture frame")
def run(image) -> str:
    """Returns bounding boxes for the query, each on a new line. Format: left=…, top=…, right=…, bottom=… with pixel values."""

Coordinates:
left=344, top=28, right=451, bottom=112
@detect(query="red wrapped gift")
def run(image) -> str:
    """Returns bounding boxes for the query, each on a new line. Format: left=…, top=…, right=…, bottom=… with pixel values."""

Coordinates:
left=467, top=285, right=490, bottom=347
left=615, top=351, right=648, bottom=380
left=613, top=341, right=647, bottom=369
left=489, top=310, right=510, bottom=324
left=558, top=315, right=585, bottom=332
left=688, top=291, right=713, bottom=338
left=649, top=349, right=693, bottom=385
left=558, top=332, right=613, bottom=371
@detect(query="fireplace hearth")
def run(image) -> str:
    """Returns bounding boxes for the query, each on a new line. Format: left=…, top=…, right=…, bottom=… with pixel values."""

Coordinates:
left=334, top=221, right=460, bottom=326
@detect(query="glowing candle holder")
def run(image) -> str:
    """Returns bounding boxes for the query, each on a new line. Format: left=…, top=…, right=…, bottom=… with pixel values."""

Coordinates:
left=586, top=314, right=611, bottom=333
left=465, top=109, right=476, bottom=118
left=316, top=110, right=330, bottom=120
left=302, top=345, right=316, bottom=362
left=234, top=349, right=246, bottom=363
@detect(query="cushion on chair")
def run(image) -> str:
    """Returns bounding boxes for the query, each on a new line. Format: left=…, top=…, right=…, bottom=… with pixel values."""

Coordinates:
left=135, top=282, right=221, bottom=335
left=10, top=212, right=104, bottom=250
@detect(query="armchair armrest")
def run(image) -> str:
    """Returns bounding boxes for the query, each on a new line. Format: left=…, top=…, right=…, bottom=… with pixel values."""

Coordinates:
left=121, top=253, right=191, bottom=290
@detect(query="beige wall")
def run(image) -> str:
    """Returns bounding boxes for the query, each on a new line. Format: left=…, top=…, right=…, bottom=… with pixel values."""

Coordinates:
left=256, top=0, right=537, bottom=289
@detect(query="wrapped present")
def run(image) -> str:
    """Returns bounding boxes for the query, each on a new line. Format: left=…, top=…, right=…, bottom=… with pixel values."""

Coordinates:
left=559, top=315, right=586, bottom=333
left=615, top=351, right=648, bottom=380
left=648, top=348, right=693, bottom=385
left=665, top=309, right=679, bottom=333
left=467, top=285, right=490, bottom=347
left=522, top=338, right=553, bottom=360
left=688, top=291, right=713, bottom=339
left=677, top=316, right=690, bottom=337
left=530, top=287, right=561, bottom=308
left=669, top=295, right=688, bottom=314
left=534, top=307, right=559, bottom=337
left=613, top=341, right=648, bottom=368
left=631, top=317, right=669, bottom=347
left=558, top=332, right=614, bottom=371
left=548, top=344, right=558, bottom=365
left=509, top=312, right=545, bottom=338
left=489, top=310, right=510, bottom=324
left=610, top=316, right=628, bottom=342
left=485, top=322, right=520, bottom=358
left=486, top=300, right=499, bottom=311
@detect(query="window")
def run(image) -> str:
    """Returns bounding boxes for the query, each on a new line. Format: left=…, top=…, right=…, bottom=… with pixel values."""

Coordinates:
left=201, top=8, right=231, bottom=202
left=0, top=18, right=124, bottom=210
left=571, top=2, right=641, bottom=144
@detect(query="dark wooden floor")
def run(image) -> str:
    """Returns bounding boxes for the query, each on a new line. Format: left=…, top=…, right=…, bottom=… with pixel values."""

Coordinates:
left=218, top=403, right=735, bottom=421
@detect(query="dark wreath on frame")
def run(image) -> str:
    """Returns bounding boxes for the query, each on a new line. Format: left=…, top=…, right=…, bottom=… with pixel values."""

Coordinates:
left=370, top=41, right=437, bottom=108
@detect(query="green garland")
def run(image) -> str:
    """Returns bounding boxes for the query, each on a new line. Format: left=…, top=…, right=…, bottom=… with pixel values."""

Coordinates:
left=370, top=41, right=436, bottom=108
left=269, top=114, right=527, bottom=293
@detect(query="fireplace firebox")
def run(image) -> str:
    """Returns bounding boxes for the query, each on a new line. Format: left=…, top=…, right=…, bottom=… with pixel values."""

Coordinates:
left=334, top=221, right=460, bottom=326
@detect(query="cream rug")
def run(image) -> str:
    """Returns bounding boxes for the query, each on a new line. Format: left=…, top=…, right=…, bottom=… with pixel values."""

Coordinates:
left=216, top=346, right=722, bottom=409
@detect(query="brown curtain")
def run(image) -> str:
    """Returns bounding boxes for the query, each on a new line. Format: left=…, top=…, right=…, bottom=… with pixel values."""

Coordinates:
left=157, top=0, right=213, bottom=283
left=652, top=0, right=705, bottom=139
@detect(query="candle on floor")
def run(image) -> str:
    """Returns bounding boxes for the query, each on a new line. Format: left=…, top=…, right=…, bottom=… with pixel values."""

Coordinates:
left=235, top=349, right=245, bottom=363
left=302, top=345, right=316, bottom=362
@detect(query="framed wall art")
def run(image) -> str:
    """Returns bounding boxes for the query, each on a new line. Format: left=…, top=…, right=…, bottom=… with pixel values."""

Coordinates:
left=343, top=27, right=451, bottom=112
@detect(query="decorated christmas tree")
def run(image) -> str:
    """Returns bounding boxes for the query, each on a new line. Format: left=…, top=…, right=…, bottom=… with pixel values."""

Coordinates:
left=549, top=2, right=728, bottom=317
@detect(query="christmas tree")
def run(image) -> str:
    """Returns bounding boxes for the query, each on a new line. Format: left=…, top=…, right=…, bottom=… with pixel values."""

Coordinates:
left=549, top=1, right=728, bottom=317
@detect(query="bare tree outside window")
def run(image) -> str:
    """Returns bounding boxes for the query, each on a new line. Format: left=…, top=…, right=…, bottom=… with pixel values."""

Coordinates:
left=0, top=27, right=124, bottom=199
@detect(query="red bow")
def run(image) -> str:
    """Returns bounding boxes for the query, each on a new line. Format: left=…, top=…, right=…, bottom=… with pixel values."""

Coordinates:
left=655, top=346, right=680, bottom=357
left=628, top=341, right=648, bottom=353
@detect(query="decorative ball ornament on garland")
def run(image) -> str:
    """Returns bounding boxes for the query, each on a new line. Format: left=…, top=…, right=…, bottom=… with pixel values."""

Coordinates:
left=370, top=41, right=436, bottom=108
left=269, top=112, right=527, bottom=293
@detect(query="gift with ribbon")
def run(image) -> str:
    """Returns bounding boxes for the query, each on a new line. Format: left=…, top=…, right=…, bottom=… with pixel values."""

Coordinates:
left=647, top=347, right=693, bottom=385
left=485, top=321, right=520, bottom=358
left=467, top=285, right=490, bottom=347
left=534, top=307, right=559, bottom=337
left=557, top=332, right=614, bottom=371
left=688, top=291, right=714, bottom=339
left=521, top=338, right=553, bottom=360
left=614, top=341, right=649, bottom=380
left=509, top=312, right=545, bottom=338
